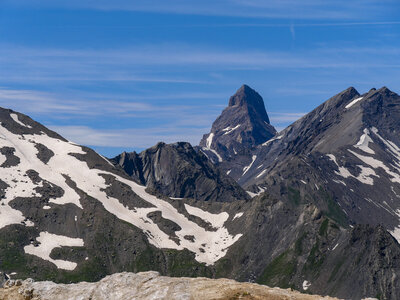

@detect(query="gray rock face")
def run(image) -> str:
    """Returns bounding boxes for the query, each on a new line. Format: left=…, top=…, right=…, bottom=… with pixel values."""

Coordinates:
left=111, top=142, right=249, bottom=202
left=0, top=271, right=341, bottom=300
left=199, top=85, right=276, bottom=163
left=0, top=272, right=8, bottom=288
left=230, top=87, right=400, bottom=235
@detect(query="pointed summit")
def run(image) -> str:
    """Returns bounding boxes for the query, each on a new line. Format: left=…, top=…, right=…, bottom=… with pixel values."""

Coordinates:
left=228, top=85, right=271, bottom=124
left=199, top=85, right=276, bottom=162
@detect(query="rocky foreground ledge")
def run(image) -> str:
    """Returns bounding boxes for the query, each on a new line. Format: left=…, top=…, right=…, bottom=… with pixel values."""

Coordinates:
left=0, top=271, right=348, bottom=300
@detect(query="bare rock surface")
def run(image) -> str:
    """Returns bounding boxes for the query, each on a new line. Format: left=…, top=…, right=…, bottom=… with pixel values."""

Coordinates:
left=0, top=271, right=341, bottom=300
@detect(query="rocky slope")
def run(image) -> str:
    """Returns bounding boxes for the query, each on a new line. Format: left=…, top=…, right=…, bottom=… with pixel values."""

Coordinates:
left=0, top=107, right=246, bottom=283
left=230, top=87, right=400, bottom=241
left=198, top=85, right=276, bottom=164
left=111, top=142, right=249, bottom=202
left=1, top=86, right=400, bottom=299
left=196, top=86, right=400, bottom=299
left=0, top=271, right=341, bottom=300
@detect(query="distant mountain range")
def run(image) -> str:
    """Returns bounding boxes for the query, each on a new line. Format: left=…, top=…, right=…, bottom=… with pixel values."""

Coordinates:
left=1, top=85, right=400, bottom=299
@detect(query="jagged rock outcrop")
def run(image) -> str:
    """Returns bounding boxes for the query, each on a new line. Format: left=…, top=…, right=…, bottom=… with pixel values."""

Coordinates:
left=111, top=142, right=249, bottom=202
left=199, top=85, right=276, bottom=163
left=0, top=271, right=341, bottom=300
left=0, top=273, right=8, bottom=290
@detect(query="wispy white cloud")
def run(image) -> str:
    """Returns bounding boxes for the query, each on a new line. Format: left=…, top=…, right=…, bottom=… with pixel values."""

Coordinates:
left=49, top=111, right=309, bottom=149
left=0, top=87, right=309, bottom=149
left=0, top=88, right=223, bottom=123
left=3, top=0, right=396, bottom=20
left=48, top=125, right=208, bottom=149
left=269, top=112, right=306, bottom=123
left=2, top=43, right=400, bottom=87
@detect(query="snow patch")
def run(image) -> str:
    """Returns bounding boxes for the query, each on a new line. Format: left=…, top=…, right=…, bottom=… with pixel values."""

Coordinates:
left=43, top=205, right=51, bottom=210
left=0, top=124, right=241, bottom=265
left=233, top=212, right=243, bottom=220
left=327, top=153, right=376, bottom=185
left=25, top=220, right=34, bottom=227
left=206, top=133, right=214, bottom=148
left=242, top=155, right=257, bottom=176
left=24, top=232, right=84, bottom=270
left=256, top=169, right=267, bottom=179
left=262, top=135, right=283, bottom=146
left=10, top=113, right=32, bottom=128
left=247, top=187, right=266, bottom=198
left=0, top=152, right=6, bottom=166
left=302, top=280, right=311, bottom=290
left=327, top=154, right=353, bottom=179
left=392, top=186, right=400, bottom=198
left=222, top=124, right=241, bottom=135
left=184, top=204, right=228, bottom=229
left=201, top=147, right=222, bottom=163
left=209, top=148, right=223, bottom=163
left=389, top=226, right=400, bottom=244
left=345, top=96, right=363, bottom=109
left=355, top=128, right=375, bottom=154
left=348, top=149, right=400, bottom=184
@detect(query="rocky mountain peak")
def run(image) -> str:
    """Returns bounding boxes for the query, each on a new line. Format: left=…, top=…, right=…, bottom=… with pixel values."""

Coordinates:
left=199, top=85, right=276, bottom=162
left=112, top=141, right=249, bottom=202
left=228, top=84, right=271, bottom=125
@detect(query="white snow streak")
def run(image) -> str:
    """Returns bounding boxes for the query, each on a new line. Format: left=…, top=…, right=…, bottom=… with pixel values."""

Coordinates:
left=232, top=212, right=243, bottom=220
left=262, top=135, right=283, bottom=146
left=222, top=124, right=241, bottom=135
left=24, top=232, right=84, bottom=270
left=201, top=147, right=222, bottom=163
left=209, top=148, right=223, bottom=163
left=345, top=97, right=363, bottom=109
left=242, top=155, right=257, bottom=176
left=302, top=280, right=311, bottom=290
left=10, top=113, right=32, bottom=128
left=206, top=133, right=214, bottom=148
left=355, top=129, right=375, bottom=154
left=99, top=154, right=114, bottom=167
left=256, top=169, right=267, bottom=179
left=390, top=226, right=400, bottom=245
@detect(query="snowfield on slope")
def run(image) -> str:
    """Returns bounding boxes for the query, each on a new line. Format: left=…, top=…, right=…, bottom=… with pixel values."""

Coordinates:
left=0, top=121, right=242, bottom=267
left=24, top=232, right=84, bottom=270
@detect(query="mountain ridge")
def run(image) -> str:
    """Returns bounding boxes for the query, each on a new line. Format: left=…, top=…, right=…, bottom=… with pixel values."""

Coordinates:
left=1, top=85, right=400, bottom=298
left=111, top=141, right=249, bottom=202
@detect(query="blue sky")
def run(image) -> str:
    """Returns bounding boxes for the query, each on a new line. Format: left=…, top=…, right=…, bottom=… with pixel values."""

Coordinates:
left=0, top=0, right=399, bottom=157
